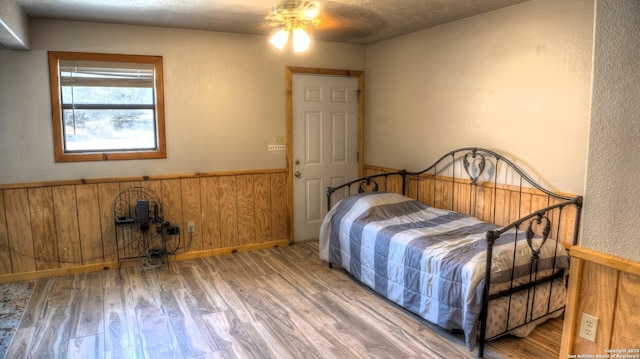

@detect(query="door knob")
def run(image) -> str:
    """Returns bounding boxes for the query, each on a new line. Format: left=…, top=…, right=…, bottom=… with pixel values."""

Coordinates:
left=294, top=171, right=301, bottom=178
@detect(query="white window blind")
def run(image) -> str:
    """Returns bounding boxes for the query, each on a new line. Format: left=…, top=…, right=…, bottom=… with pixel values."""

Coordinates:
left=59, top=60, right=155, bottom=88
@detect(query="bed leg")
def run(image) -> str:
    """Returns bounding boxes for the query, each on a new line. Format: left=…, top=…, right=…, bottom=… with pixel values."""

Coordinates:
left=478, top=340, right=485, bottom=358
left=328, top=262, right=333, bottom=269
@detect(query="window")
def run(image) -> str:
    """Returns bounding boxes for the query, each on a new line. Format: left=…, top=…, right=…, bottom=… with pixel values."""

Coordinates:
left=48, top=51, right=166, bottom=162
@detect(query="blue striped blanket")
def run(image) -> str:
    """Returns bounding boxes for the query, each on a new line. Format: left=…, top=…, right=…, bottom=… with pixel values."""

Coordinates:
left=319, top=192, right=569, bottom=350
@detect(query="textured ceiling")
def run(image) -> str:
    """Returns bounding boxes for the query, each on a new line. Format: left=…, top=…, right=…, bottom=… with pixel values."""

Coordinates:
left=14, top=0, right=527, bottom=45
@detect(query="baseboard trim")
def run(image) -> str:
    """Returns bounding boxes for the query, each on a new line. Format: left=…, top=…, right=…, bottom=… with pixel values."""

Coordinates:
left=0, top=262, right=118, bottom=284
left=0, top=240, right=290, bottom=283
left=173, top=240, right=291, bottom=262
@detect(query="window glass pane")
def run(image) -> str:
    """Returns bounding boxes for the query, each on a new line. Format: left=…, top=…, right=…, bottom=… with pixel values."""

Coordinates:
left=63, top=109, right=156, bottom=152
left=61, top=86, right=154, bottom=105
left=49, top=51, right=165, bottom=162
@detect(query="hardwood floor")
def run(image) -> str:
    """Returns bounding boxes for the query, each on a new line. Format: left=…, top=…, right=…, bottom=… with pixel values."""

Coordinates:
left=6, top=241, right=562, bottom=359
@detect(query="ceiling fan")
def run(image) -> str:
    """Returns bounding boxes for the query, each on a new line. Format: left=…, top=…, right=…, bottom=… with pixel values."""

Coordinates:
left=264, top=1, right=321, bottom=52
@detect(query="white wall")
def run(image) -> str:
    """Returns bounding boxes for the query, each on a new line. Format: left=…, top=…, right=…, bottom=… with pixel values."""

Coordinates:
left=0, top=0, right=29, bottom=49
left=0, top=20, right=366, bottom=184
left=581, top=0, right=640, bottom=262
left=365, top=0, right=594, bottom=195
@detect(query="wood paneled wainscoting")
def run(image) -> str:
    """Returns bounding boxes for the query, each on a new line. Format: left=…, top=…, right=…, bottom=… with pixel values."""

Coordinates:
left=560, top=247, right=640, bottom=358
left=0, top=169, right=289, bottom=283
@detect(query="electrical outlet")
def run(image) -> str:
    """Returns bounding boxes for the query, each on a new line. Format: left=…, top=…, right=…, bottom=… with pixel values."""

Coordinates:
left=188, top=221, right=195, bottom=233
left=579, top=312, right=598, bottom=342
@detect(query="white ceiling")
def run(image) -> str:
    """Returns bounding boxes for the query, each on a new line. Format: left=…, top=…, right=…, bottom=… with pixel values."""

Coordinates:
left=12, top=0, right=527, bottom=45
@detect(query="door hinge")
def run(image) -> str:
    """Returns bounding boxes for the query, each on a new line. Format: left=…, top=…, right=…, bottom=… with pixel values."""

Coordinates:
left=357, top=89, right=361, bottom=102
left=357, top=151, right=359, bottom=161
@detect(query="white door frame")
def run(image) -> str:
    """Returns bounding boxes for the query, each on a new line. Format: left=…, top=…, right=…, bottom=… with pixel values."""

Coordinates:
left=285, top=67, right=365, bottom=244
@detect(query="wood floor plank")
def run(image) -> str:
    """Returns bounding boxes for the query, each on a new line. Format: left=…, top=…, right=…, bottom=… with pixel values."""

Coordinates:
left=312, top=291, right=418, bottom=358
left=70, top=272, right=105, bottom=338
left=242, top=319, right=298, bottom=359
left=233, top=251, right=270, bottom=277
left=9, top=240, right=565, bottom=359
left=28, top=305, right=73, bottom=359
left=103, top=280, right=140, bottom=352
left=205, top=271, right=257, bottom=324
left=104, top=345, right=146, bottom=359
left=354, top=292, right=474, bottom=358
left=188, top=352, right=225, bottom=359
left=4, top=326, right=36, bottom=359
left=202, top=310, right=263, bottom=359
left=67, top=333, right=104, bottom=359
left=172, top=260, right=210, bottom=293
left=305, top=263, right=373, bottom=299
left=305, top=347, right=354, bottom=359
left=189, top=260, right=230, bottom=314
left=48, top=275, right=81, bottom=309
left=156, top=262, right=185, bottom=292
left=165, top=262, right=223, bottom=316
left=337, top=294, right=428, bottom=357
left=161, top=288, right=220, bottom=357
left=317, top=326, right=381, bottom=359
left=134, top=294, right=183, bottom=359
left=223, top=266, right=320, bottom=357
left=125, top=266, right=183, bottom=358
left=19, top=278, right=57, bottom=328
left=260, top=252, right=329, bottom=295
left=204, top=253, right=254, bottom=279
left=486, top=317, right=563, bottom=359
left=127, top=266, right=162, bottom=307
left=259, top=273, right=337, bottom=329
left=251, top=288, right=335, bottom=353
left=291, top=241, right=320, bottom=258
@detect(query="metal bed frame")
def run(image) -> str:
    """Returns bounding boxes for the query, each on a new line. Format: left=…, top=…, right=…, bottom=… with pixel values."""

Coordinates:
left=325, top=147, right=583, bottom=358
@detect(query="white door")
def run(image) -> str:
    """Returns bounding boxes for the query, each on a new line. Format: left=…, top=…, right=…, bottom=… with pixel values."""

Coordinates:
left=292, top=74, right=359, bottom=242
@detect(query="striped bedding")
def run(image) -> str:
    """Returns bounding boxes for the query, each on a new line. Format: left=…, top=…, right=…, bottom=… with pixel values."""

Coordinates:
left=319, top=192, right=569, bottom=350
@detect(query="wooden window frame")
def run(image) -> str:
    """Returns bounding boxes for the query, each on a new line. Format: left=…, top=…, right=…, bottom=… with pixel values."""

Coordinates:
left=48, top=51, right=166, bottom=162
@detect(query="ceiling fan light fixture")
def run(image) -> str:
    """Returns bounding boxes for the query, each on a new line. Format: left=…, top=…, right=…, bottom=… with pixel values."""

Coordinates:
left=265, top=1, right=319, bottom=52
left=303, top=5, right=319, bottom=19
left=270, top=28, right=290, bottom=51
left=292, top=27, right=311, bottom=52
